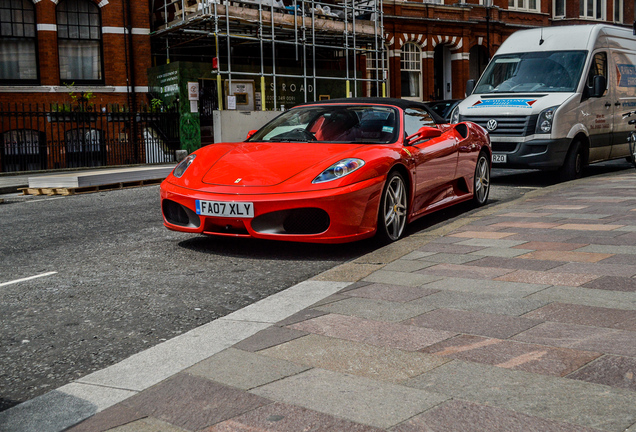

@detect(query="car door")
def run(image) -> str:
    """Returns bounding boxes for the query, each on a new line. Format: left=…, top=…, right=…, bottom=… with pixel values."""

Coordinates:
left=404, top=107, right=459, bottom=216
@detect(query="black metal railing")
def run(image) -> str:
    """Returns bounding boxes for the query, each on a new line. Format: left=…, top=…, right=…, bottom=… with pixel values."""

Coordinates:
left=0, top=103, right=180, bottom=173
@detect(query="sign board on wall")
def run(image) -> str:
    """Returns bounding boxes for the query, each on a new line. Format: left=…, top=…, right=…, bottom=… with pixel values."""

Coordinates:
left=188, top=82, right=200, bottom=100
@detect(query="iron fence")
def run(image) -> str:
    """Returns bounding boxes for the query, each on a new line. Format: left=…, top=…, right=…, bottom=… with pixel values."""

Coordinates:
left=0, top=103, right=181, bottom=173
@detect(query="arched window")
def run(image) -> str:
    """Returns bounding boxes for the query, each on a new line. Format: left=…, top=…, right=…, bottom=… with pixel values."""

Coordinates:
left=0, top=0, right=37, bottom=83
left=400, top=43, right=421, bottom=100
left=57, top=0, right=103, bottom=84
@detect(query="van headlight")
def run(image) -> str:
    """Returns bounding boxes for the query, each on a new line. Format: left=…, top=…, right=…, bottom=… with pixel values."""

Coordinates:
left=536, top=106, right=558, bottom=134
left=450, top=107, right=460, bottom=124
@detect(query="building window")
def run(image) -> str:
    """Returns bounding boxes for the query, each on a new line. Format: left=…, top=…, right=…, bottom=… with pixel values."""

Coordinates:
left=614, top=0, right=622, bottom=22
left=400, top=43, right=421, bottom=100
left=2, top=129, right=45, bottom=171
left=508, top=0, right=540, bottom=11
left=553, top=0, right=565, bottom=17
left=0, top=0, right=37, bottom=83
left=57, top=0, right=103, bottom=84
left=580, top=0, right=606, bottom=20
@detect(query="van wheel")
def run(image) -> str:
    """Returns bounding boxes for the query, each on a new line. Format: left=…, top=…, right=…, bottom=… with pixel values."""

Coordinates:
left=630, top=132, right=636, bottom=168
left=558, top=140, right=583, bottom=182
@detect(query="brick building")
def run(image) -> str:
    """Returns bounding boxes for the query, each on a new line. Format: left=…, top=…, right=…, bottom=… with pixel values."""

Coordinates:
left=384, top=0, right=635, bottom=102
left=0, top=0, right=178, bottom=172
left=0, top=0, right=151, bottom=106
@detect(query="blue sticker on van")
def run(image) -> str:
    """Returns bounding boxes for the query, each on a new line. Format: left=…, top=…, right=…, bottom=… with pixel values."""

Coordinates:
left=382, top=126, right=394, bottom=133
left=469, top=98, right=537, bottom=109
left=617, top=64, right=636, bottom=87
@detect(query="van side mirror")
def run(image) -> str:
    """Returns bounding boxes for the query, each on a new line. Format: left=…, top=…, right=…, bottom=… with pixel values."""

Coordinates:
left=466, top=79, right=476, bottom=96
left=246, top=130, right=258, bottom=140
left=406, top=126, right=442, bottom=145
left=591, top=75, right=607, bottom=98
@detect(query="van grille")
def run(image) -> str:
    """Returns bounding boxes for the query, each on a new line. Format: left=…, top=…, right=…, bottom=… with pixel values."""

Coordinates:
left=460, top=115, right=538, bottom=137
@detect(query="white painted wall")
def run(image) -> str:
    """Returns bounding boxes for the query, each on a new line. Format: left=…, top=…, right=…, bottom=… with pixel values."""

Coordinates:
left=213, top=110, right=282, bottom=143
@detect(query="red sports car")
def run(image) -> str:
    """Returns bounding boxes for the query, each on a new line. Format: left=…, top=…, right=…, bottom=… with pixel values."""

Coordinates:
left=160, top=98, right=491, bottom=243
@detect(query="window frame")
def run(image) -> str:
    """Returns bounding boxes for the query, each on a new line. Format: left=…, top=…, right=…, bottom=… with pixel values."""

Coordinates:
left=580, top=0, right=606, bottom=20
left=508, top=0, right=541, bottom=12
left=56, top=0, right=105, bottom=85
left=400, top=42, right=422, bottom=101
left=0, top=0, right=39, bottom=85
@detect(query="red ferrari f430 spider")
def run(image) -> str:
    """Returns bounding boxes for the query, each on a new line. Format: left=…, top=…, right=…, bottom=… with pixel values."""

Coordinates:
left=160, top=98, right=491, bottom=243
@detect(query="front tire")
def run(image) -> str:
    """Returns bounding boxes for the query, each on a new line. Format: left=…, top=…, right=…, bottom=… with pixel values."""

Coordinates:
left=629, top=132, right=636, bottom=168
left=559, top=140, right=584, bottom=182
left=376, top=171, right=408, bottom=243
left=473, top=151, right=490, bottom=206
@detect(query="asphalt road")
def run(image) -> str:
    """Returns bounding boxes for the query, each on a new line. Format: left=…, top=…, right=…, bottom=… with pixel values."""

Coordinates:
left=0, top=159, right=633, bottom=412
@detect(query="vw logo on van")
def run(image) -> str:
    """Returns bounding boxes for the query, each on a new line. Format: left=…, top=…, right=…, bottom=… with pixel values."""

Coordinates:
left=486, top=119, right=498, bottom=132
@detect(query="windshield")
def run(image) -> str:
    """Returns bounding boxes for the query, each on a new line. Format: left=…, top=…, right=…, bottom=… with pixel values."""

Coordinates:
left=247, top=105, right=399, bottom=144
left=474, top=51, right=587, bottom=94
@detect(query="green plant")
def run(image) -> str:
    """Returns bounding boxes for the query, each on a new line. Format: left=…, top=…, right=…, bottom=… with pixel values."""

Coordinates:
left=150, top=98, right=164, bottom=112
left=64, top=82, right=96, bottom=111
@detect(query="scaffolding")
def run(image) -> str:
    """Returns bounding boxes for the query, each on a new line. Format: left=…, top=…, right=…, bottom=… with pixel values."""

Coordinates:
left=150, top=0, right=386, bottom=110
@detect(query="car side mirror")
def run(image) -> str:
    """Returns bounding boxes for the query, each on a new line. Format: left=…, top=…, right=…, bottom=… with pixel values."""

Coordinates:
left=246, top=130, right=258, bottom=140
left=406, top=126, right=442, bottom=145
left=591, top=75, right=606, bottom=98
left=466, top=79, right=476, bottom=96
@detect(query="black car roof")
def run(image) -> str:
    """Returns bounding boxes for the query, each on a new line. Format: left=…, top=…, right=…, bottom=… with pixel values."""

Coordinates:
left=296, top=97, right=447, bottom=124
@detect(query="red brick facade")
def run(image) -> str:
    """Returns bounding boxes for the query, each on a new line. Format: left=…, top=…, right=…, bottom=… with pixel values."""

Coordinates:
left=0, top=0, right=151, bottom=107
left=384, top=0, right=634, bottom=102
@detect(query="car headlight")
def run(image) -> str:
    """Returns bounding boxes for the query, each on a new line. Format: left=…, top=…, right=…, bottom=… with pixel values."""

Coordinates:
left=450, top=106, right=460, bottom=124
left=312, top=158, right=365, bottom=184
left=173, top=154, right=196, bottom=178
left=536, top=106, right=558, bottom=134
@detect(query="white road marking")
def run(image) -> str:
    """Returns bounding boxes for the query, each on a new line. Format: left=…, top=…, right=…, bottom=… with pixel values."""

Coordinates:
left=0, top=271, right=58, bottom=287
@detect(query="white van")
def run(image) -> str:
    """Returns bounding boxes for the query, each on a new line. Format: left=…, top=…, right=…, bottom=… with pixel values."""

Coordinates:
left=451, top=24, right=636, bottom=180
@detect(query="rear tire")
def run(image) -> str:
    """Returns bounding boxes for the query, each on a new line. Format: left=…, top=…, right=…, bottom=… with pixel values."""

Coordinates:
left=472, top=151, right=490, bottom=206
left=376, top=171, right=408, bottom=243
left=629, top=132, right=636, bottom=168
left=558, top=140, right=584, bottom=182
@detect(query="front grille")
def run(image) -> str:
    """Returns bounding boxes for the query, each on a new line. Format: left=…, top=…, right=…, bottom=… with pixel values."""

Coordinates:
left=461, top=115, right=538, bottom=137
left=283, top=208, right=330, bottom=234
left=252, top=208, right=330, bottom=235
left=162, top=199, right=200, bottom=228
left=491, top=142, right=519, bottom=152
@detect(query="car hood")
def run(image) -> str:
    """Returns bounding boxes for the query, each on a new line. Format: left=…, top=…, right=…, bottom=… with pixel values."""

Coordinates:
left=201, top=141, right=362, bottom=187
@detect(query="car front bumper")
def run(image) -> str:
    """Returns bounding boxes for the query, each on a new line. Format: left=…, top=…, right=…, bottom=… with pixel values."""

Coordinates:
left=160, top=176, right=386, bottom=243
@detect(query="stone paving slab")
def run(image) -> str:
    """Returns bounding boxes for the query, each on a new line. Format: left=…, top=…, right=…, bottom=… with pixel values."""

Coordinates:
left=417, top=263, right=516, bottom=279
left=583, top=275, right=636, bottom=292
left=186, top=348, right=310, bottom=390
left=513, top=322, right=636, bottom=357
left=404, top=308, right=541, bottom=339
left=250, top=368, right=449, bottom=429
left=522, top=303, right=636, bottom=331
left=393, top=399, right=603, bottom=432
left=313, top=297, right=434, bottom=322
left=410, top=289, right=550, bottom=316
left=287, top=313, right=456, bottom=351
left=345, top=283, right=439, bottom=302
left=420, top=334, right=601, bottom=377
left=464, top=255, right=564, bottom=271
left=420, top=276, right=549, bottom=297
left=405, top=360, right=636, bottom=432
left=259, top=333, right=449, bottom=382
left=207, top=402, right=384, bottom=431
left=526, top=286, right=636, bottom=310
left=566, top=355, right=636, bottom=391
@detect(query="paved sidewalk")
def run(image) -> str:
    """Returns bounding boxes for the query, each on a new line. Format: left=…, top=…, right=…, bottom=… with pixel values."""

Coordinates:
left=2, top=171, right=636, bottom=432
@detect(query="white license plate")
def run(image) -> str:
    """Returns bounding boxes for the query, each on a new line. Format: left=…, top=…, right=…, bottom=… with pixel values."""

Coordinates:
left=196, top=200, right=254, bottom=218
left=492, top=153, right=507, bottom=163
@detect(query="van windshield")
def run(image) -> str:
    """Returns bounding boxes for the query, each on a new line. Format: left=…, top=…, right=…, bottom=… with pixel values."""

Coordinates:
left=474, top=51, right=587, bottom=94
